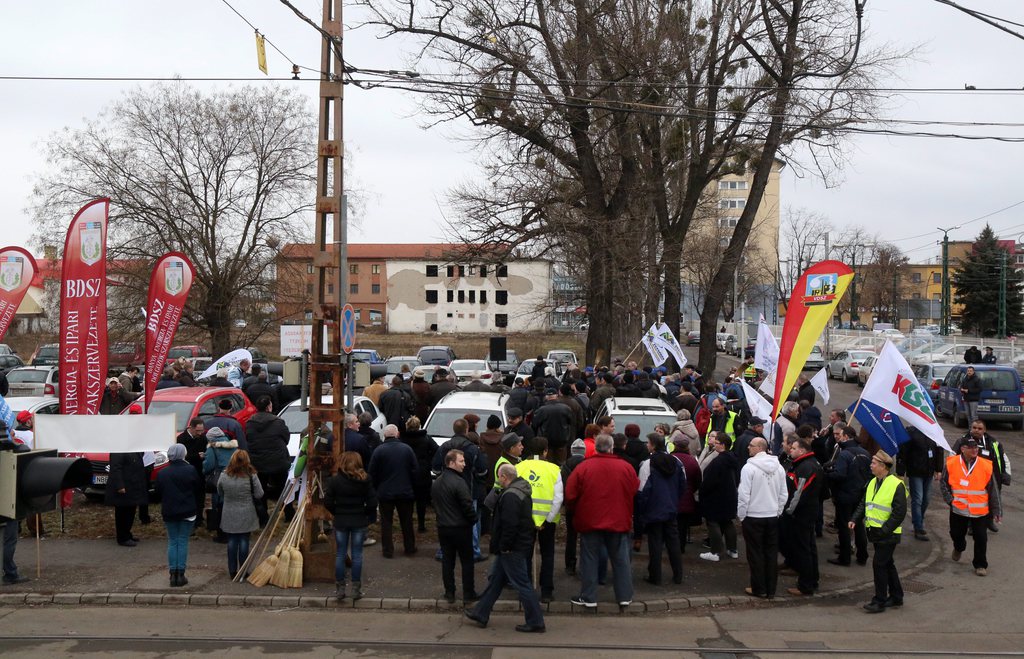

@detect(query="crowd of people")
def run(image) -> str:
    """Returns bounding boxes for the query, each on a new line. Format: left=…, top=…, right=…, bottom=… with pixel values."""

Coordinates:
left=0, top=353, right=1011, bottom=631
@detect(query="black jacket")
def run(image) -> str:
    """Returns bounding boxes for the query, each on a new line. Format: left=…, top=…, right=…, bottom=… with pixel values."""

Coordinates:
left=105, top=452, right=149, bottom=506
left=897, top=427, right=944, bottom=478
left=367, top=439, right=418, bottom=501
left=176, top=428, right=206, bottom=471
left=506, top=386, right=538, bottom=417
left=343, top=428, right=372, bottom=469
left=324, top=471, right=378, bottom=528
left=155, top=460, right=202, bottom=521
left=489, top=476, right=535, bottom=555
left=798, top=406, right=822, bottom=431
left=531, top=401, right=574, bottom=449
left=244, top=382, right=275, bottom=407
left=431, top=468, right=477, bottom=528
left=245, top=412, right=292, bottom=474
left=828, top=439, right=872, bottom=505
left=623, top=438, right=650, bottom=474
left=401, top=428, right=437, bottom=489
left=732, top=428, right=762, bottom=468
left=797, top=381, right=816, bottom=406
left=378, top=387, right=412, bottom=427
left=432, top=434, right=489, bottom=500
left=785, top=452, right=824, bottom=524
left=699, top=451, right=739, bottom=521
left=961, top=373, right=983, bottom=402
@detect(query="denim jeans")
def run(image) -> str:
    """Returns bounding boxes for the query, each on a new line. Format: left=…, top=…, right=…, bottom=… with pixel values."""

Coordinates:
left=335, top=526, right=367, bottom=583
left=226, top=532, right=251, bottom=576
left=165, top=520, right=192, bottom=571
left=2, top=519, right=19, bottom=581
left=470, top=551, right=544, bottom=627
left=578, top=531, right=633, bottom=604
left=908, top=476, right=932, bottom=533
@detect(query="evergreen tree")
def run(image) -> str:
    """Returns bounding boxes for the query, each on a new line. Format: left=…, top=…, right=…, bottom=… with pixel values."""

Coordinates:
left=951, top=225, right=1024, bottom=337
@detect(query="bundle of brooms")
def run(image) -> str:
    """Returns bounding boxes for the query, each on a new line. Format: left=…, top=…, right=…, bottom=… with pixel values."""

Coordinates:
left=248, top=497, right=307, bottom=588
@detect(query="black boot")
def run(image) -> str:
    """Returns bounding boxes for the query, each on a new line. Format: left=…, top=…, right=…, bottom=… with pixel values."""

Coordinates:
left=179, top=570, right=189, bottom=587
left=169, top=570, right=179, bottom=587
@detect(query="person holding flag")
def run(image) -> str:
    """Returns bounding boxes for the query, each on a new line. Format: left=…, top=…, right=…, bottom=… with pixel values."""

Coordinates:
left=851, top=450, right=907, bottom=613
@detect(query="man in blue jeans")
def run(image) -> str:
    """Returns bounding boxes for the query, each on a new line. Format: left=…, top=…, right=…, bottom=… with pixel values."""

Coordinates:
left=465, top=464, right=545, bottom=633
left=897, top=427, right=945, bottom=540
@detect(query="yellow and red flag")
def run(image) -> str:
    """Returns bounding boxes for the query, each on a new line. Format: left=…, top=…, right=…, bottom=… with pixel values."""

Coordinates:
left=771, top=260, right=854, bottom=419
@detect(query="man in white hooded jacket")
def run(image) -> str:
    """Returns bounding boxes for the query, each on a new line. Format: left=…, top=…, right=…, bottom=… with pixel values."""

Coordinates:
left=737, top=437, right=789, bottom=599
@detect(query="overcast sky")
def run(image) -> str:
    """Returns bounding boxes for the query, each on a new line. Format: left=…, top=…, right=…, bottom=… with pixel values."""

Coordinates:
left=2, top=1, right=1024, bottom=266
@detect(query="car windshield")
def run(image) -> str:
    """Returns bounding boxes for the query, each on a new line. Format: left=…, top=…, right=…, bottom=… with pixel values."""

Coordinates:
left=147, top=401, right=200, bottom=432
left=278, top=406, right=335, bottom=434
left=168, top=348, right=194, bottom=359
left=451, top=360, right=487, bottom=371
left=611, top=413, right=675, bottom=438
left=7, top=369, right=48, bottom=383
left=850, top=352, right=875, bottom=361
left=419, top=350, right=449, bottom=362
left=386, top=360, right=419, bottom=375
left=426, top=409, right=497, bottom=437
left=980, top=371, right=1018, bottom=392
left=36, top=347, right=58, bottom=358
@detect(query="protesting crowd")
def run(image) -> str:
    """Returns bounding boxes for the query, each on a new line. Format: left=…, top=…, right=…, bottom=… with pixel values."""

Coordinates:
left=0, top=354, right=1011, bottom=632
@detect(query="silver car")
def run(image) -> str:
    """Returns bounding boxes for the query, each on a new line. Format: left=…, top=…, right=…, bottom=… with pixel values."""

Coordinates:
left=827, top=350, right=876, bottom=383
left=278, top=395, right=385, bottom=457
left=6, top=366, right=59, bottom=397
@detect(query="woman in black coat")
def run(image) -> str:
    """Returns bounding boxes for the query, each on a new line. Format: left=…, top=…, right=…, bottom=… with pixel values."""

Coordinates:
left=698, top=433, right=740, bottom=562
left=324, top=452, right=378, bottom=601
left=155, top=444, right=202, bottom=586
left=400, top=416, right=437, bottom=533
left=106, top=451, right=149, bottom=547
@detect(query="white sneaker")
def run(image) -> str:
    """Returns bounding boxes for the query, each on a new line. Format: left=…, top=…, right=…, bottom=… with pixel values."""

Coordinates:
left=699, top=552, right=720, bottom=562
left=727, top=550, right=739, bottom=559
left=618, top=600, right=632, bottom=607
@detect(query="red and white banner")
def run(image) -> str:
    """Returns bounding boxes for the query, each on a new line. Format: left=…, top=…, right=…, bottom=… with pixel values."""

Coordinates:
left=0, top=246, right=38, bottom=342
left=144, top=252, right=195, bottom=410
left=59, top=199, right=110, bottom=415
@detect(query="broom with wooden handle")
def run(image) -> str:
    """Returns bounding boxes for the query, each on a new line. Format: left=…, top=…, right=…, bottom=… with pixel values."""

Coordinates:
left=286, top=512, right=305, bottom=588
left=244, top=499, right=288, bottom=586
left=270, top=519, right=300, bottom=588
left=238, top=480, right=296, bottom=583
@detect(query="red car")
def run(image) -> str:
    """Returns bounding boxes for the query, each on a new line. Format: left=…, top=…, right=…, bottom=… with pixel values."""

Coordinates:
left=81, top=387, right=257, bottom=496
left=165, top=345, right=212, bottom=366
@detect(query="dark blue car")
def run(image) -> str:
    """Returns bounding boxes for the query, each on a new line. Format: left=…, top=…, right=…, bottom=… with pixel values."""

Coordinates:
left=937, top=364, right=1024, bottom=430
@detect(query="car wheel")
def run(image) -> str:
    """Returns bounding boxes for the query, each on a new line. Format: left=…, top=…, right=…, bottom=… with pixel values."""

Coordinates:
left=857, top=377, right=864, bottom=389
left=842, top=368, right=849, bottom=382
left=953, top=407, right=966, bottom=428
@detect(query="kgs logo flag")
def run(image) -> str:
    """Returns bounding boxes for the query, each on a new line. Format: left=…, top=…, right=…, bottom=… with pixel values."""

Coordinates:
left=892, top=373, right=938, bottom=424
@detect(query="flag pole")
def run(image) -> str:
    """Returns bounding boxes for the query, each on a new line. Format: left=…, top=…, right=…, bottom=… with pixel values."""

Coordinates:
left=621, top=336, right=646, bottom=365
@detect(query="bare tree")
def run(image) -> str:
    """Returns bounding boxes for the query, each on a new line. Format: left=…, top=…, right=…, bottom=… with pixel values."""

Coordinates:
left=778, top=207, right=833, bottom=309
left=31, top=83, right=316, bottom=354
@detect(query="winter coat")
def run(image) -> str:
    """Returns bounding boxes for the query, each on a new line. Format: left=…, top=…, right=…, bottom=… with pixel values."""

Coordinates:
left=205, top=414, right=248, bottom=451
left=505, top=421, right=535, bottom=448
left=797, top=381, right=816, bottom=406
left=853, top=476, right=908, bottom=545
left=637, top=452, right=686, bottom=526
left=99, top=388, right=136, bottom=415
left=532, top=400, right=575, bottom=449
left=363, top=382, right=387, bottom=406
left=962, top=373, right=983, bottom=402
left=155, top=459, right=201, bottom=521
left=828, top=439, right=872, bottom=505
left=589, top=384, right=616, bottom=416
left=244, top=382, right=274, bottom=406
left=324, top=471, right=378, bottom=529
left=771, top=415, right=797, bottom=455
left=785, top=451, right=824, bottom=524
left=431, top=468, right=477, bottom=528
left=699, top=451, right=739, bottom=522
left=669, top=419, right=701, bottom=456
left=378, top=387, right=412, bottom=427
left=245, top=412, right=292, bottom=475
left=203, top=438, right=239, bottom=480
left=400, top=428, right=437, bottom=489
left=478, top=429, right=503, bottom=489
left=428, top=381, right=459, bottom=408
left=367, top=439, right=418, bottom=501
left=410, top=380, right=432, bottom=421
left=217, top=471, right=264, bottom=533
left=489, top=476, right=535, bottom=555
left=564, top=452, right=639, bottom=533
left=105, top=452, right=149, bottom=507
left=505, top=386, right=535, bottom=417
left=176, top=429, right=206, bottom=471
left=432, top=434, right=489, bottom=500
left=343, top=428, right=372, bottom=469
left=737, top=451, right=788, bottom=520
left=732, top=428, right=762, bottom=468
left=798, top=406, right=822, bottom=431
left=560, top=454, right=585, bottom=485
left=670, top=450, right=702, bottom=515
left=155, top=377, right=183, bottom=391
left=897, top=427, right=944, bottom=478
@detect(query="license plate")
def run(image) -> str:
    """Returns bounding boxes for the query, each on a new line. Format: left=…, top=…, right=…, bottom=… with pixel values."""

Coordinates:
left=984, top=399, right=1002, bottom=404
left=998, top=406, right=1020, bottom=413
left=977, top=405, right=991, bottom=412
left=92, top=474, right=108, bottom=485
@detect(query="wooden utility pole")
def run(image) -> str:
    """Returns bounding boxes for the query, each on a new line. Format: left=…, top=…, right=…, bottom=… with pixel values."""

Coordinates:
left=301, top=0, right=347, bottom=582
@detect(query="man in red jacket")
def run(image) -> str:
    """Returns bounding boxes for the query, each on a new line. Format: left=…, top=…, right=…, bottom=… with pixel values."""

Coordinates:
left=565, top=434, right=640, bottom=609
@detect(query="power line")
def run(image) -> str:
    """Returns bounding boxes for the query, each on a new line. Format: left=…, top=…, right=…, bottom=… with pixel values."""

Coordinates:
left=888, top=199, right=1024, bottom=243
left=217, top=0, right=319, bottom=74
left=929, top=0, right=1024, bottom=41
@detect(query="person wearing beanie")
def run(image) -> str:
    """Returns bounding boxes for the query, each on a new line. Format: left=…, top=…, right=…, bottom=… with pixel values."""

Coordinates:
left=155, top=443, right=203, bottom=586
left=203, top=426, right=239, bottom=543
left=204, top=399, right=248, bottom=451
left=1, top=420, right=30, bottom=584
left=561, top=438, right=588, bottom=576
left=504, top=408, right=535, bottom=451
left=492, top=433, right=524, bottom=490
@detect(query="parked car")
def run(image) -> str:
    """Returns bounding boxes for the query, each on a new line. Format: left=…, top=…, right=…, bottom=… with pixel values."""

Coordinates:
left=417, top=345, right=458, bottom=366
left=0, top=353, right=25, bottom=375
left=278, top=395, right=386, bottom=457
left=827, top=349, right=876, bottom=382
left=5, top=366, right=59, bottom=397
left=351, top=349, right=384, bottom=364
left=834, top=321, right=870, bottom=331
left=873, top=328, right=906, bottom=340
left=424, top=391, right=510, bottom=446
left=716, top=333, right=735, bottom=352
left=912, top=325, right=941, bottom=336
left=8, top=395, right=61, bottom=420
left=108, top=342, right=145, bottom=372
left=937, top=364, right=1024, bottom=429
left=0, top=344, right=14, bottom=356
left=513, top=359, right=564, bottom=386
left=166, top=345, right=211, bottom=365
left=802, top=345, right=825, bottom=371
left=448, top=359, right=493, bottom=386
left=384, top=356, right=421, bottom=378
left=594, top=397, right=677, bottom=439
left=686, top=330, right=701, bottom=346
left=127, top=386, right=257, bottom=433
left=912, top=362, right=957, bottom=404
left=724, top=335, right=740, bottom=355
left=485, top=349, right=521, bottom=383
left=856, top=355, right=877, bottom=387
left=743, top=338, right=758, bottom=360
left=546, top=350, right=578, bottom=368
left=31, top=343, right=59, bottom=366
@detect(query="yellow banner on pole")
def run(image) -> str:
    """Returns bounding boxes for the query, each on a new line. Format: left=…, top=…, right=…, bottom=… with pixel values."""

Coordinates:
left=255, top=32, right=268, bottom=75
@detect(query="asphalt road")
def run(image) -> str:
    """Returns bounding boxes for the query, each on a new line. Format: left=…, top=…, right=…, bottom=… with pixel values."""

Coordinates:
left=3, top=349, right=1021, bottom=657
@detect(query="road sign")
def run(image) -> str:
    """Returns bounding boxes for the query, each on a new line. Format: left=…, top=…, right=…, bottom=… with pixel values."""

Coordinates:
left=341, top=304, right=356, bottom=354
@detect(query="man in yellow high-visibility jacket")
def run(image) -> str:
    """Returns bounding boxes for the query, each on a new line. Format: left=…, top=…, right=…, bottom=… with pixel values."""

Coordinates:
left=516, top=436, right=563, bottom=603
left=852, top=450, right=907, bottom=614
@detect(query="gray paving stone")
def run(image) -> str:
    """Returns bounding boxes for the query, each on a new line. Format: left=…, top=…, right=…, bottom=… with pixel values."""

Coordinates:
left=299, top=596, right=328, bottom=608
left=189, top=594, right=219, bottom=607
left=105, top=593, right=137, bottom=605
left=243, top=595, right=275, bottom=607
left=80, top=593, right=108, bottom=605
left=0, top=593, right=26, bottom=605
left=408, top=597, right=437, bottom=610
left=381, top=597, right=409, bottom=610
left=353, top=597, right=382, bottom=609
left=133, top=593, right=163, bottom=605
left=162, top=593, right=190, bottom=606
left=24, top=593, right=52, bottom=605
left=52, top=593, right=82, bottom=605
left=270, top=595, right=301, bottom=607
left=217, top=595, right=246, bottom=606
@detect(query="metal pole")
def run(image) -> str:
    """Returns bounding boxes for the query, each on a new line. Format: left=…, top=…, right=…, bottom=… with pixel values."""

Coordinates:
left=939, top=227, right=955, bottom=336
left=999, top=250, right=1007, bottom=339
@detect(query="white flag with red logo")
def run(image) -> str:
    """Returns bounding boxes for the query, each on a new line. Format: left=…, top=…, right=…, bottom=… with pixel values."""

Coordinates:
left=860, top=340, right=951, bottom=452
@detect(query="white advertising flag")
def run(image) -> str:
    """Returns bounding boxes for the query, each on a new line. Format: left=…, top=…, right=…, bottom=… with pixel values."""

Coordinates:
left=641, top=323, right=669, bottom=367
left=861, top=340, right=950, bottom=452
left=810, top=367, right=831, bottom=405
left=754, top=320, right=779, bottom=372
left=653, top=322, right=687, bottom=370
left=741, top=379, right=775, bottom=423
left=758, top=369, right=777, bottom=397
left=198, top=348, right=253, bottom=381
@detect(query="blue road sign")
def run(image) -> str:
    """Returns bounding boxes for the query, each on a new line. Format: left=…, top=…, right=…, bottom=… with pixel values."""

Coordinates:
left=341, top=303, right=356, bottom=354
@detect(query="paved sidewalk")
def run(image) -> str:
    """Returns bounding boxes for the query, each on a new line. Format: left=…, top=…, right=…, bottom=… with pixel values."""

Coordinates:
left=0, top=523, right=940, bottom=613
